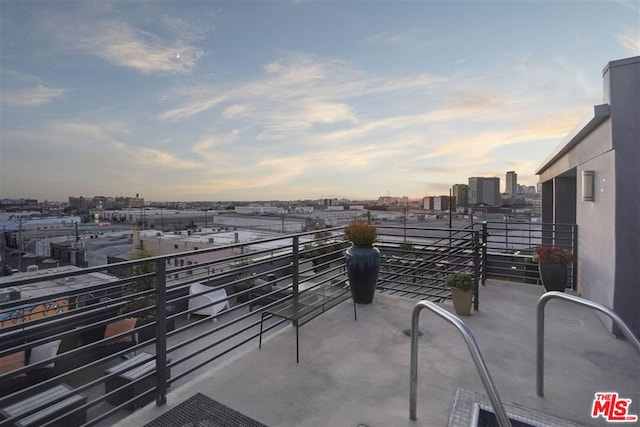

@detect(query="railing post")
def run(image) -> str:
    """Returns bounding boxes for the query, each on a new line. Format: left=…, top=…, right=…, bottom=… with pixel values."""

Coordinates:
left=473, top=231, right=480, bottom=311
left=571, top=225, right=578, bottom=291
left=536, top=291, right=640, bottom=397
left=155, top=259, right=168, bottom=406
left=481, top=222, right=487, bottom=285
left=410, top=301, right=511, bottom=426
left=292, top=235, right=299, bottom=300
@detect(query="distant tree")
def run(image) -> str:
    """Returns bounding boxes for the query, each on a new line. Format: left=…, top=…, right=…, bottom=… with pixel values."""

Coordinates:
left=119, top=249, right=157, bottom=320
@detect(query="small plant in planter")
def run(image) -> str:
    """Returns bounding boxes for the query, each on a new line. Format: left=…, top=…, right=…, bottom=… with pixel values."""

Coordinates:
left=533, top=246, right=573, bottom=292
left=444, top=273, right=474, bottom=316
left=345, top=219, right=377, bottom=247
left=533, top=246, right=573, bottom=265
left=344, top=219, right=380, bottom=304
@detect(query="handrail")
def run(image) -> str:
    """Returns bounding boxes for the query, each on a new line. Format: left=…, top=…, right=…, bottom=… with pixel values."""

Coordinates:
left=536, top=291, right=640, bottom=397
left=409, top=301, right=512, bottom=427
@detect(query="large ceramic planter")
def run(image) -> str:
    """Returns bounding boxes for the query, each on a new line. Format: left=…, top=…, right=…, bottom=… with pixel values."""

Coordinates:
left=345, top=246, right=381, bottom=304
left=539, top=262, right=568, bottom=292
left=451, top=288, right=473, bottom=316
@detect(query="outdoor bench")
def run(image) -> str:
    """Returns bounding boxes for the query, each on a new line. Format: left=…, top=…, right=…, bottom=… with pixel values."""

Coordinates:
left=258, top=282, right=356, bottom=363
left=1, top=322, right=135, bottom=399
left=0, top=383, right=86, bottom=427
left=104, top=351, right=171, bottom=411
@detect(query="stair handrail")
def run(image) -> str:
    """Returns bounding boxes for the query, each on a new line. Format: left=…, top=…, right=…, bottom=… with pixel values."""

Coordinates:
left=536, top=291, right=640, bottom=397
left=410, top=300, right=512, bottom=427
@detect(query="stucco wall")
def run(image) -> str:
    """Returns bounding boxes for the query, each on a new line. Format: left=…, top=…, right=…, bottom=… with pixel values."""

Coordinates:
left=607, top=57, right=640, bottom=336
left=576, top=151, right=616, bottom=324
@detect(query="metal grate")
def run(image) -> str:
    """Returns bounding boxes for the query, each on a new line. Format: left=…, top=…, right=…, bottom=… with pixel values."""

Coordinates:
left=144, top=393, right=268, bottom=427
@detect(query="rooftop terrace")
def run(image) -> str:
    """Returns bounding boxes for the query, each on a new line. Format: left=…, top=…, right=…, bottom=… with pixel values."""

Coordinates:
left=1, top=222, right=635, bottom=427
left=116, top=280, right=638, bottom=427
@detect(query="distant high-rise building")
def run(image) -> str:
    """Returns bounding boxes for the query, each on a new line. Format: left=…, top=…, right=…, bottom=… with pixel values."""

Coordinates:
left=68, top=196, right=93, bottom=213
left=468, top=177, right=501, bottom=206
left=452, top=184, right=468, bottom=208
left=506, top=171, right=517, bottom=194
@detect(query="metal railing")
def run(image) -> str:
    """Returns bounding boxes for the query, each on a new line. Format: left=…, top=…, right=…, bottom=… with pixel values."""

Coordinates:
left=0, top=228, right=350, bottom=426
left=536, top=291, right=640, bottom=397
left=0, top=219, right=576, bottom=425
left=409, top=300, right=511, bottom=427
left=478, top=221, right=577, bottom=289
left=375, top=225, right=480, bottom=306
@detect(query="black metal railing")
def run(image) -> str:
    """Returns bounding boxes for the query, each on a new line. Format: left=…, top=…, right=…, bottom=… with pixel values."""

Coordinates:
left=375, top=225, right=480, bottom=308
left=0, top=220, right=574, bottom=426
left=0, top=228, right=353, bottom=426
left=477, top=221, right=577, bottom=289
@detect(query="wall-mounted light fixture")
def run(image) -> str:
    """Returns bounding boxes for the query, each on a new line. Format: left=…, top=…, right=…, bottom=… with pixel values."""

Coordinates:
left=582, top=170, right=594, bottom=201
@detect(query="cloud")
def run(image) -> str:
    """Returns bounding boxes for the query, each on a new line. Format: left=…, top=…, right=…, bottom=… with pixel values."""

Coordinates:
left=79, top=20, right=203, bottom=74
left=160, top=95, right=229, bottom=120
left=418, top=112, right=583, bottom=164
left=40, top=7, right=204, bottom=75
left=133, top=147, right=203, bottom=170
left=617, top=27, right=640, bottom=54
left=1, top=85, right=65, bottom=107
left=365, top=28, right=430, bottom=45
left=158, top=54, right=444, bottom=129
left=223, top=104, right=248, bottom=119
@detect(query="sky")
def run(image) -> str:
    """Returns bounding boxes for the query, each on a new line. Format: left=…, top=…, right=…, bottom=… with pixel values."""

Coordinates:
left=1, top=1, right=638, bottom=203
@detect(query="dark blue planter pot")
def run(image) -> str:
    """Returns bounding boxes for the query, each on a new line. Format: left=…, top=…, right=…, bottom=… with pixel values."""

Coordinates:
left=539, top=262, right=567, bottom=292
left=345, top=246, right=381, bottom=304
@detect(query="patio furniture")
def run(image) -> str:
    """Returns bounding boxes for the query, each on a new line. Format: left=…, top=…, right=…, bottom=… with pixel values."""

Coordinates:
left=188, top=283, right=230, bottom=321
left=104, top=352, right=171, bottom=411
left=0, top=383, right=86, bottom=427
left=258, top=282, right=356, bottom=363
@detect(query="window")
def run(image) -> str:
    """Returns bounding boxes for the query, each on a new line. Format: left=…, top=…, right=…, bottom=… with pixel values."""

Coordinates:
left=174, top=244, right=178, bottom=249
left=193, top=247, right=198, bottom=250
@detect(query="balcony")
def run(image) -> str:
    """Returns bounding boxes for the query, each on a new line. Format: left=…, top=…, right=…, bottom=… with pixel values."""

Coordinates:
left=1, top=223, right=636, bottom=427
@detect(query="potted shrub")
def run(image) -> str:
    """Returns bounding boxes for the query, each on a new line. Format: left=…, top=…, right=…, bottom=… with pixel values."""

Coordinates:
left=533, top=246, right=573, bottom=292
left=344, top=219, right=380, bottom=304
left=444, top=273, right=474, bottom=316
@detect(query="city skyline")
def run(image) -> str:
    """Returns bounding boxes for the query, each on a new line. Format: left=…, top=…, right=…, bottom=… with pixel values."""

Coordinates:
left=1, top=1, right=638, bottom=202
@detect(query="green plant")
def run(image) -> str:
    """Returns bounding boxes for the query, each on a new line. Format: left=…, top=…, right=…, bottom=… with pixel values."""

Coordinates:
left=533, top=246, right=573, bottom=265
left=444, top=273, right=473, bottom=291
left=345, top=219, right=377, bottom=247
left=118, top=249, right=157, bottom=320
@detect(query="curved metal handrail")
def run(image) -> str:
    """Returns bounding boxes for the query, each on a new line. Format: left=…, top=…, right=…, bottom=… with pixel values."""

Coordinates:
left=536, top=291, right=640, bottom=397
left=410, top=300, right=512, bottom=427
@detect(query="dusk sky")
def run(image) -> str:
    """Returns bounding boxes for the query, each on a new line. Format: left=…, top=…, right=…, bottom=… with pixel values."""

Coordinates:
left=1, top=1, right=638, bottom=202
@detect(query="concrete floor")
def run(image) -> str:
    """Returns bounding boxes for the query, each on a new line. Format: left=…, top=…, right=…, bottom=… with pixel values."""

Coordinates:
left=116, top=280, right=639, bottom=427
